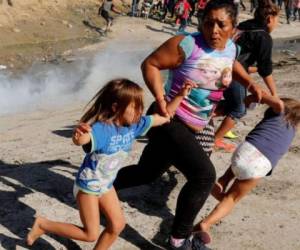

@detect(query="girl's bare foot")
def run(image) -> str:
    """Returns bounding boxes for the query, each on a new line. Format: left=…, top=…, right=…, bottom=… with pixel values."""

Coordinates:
left=27, top=217, right=46, bottom=246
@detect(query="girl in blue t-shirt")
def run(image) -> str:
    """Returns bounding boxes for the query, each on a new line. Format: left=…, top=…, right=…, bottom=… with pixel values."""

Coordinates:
left=27, top=78, right=193, bottom=249
left=193, top=95, right=300, bottom=245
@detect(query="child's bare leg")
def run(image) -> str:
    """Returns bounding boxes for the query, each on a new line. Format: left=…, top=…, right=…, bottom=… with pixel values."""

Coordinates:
left=94, top=188, right=125, bottom=250
left=27, top=191, right=100, bottom=246
left=199, top=178, right=260, bottom=239
left=27, top=217, right=46, bottom=246
left=211, top=166, right=235, bottom=201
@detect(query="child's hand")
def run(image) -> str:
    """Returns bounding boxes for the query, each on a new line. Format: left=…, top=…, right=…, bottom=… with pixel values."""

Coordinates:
left=152, top=113, right=170, bottom=127
left=177, top=80, right=197, bottom=97
left=73, top=123, right=91, bottom=145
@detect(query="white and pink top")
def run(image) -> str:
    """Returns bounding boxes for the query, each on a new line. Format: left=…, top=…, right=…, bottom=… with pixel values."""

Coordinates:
left=164, top=33, right=237, bottom=128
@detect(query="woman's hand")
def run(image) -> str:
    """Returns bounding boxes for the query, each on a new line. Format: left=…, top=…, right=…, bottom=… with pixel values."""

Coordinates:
left=272, top=98, right=285, bottom=114
left=248, top=82, right=263, bottom=103
left=155, top=97, right=169, bottom=117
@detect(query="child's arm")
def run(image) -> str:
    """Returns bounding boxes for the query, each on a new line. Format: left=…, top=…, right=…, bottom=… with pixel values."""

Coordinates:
left=151, top=113, right=170, bottom=127
left=166, top=81, right=195, bottom=117
left=245, top=92, right=284, bottom=114
left=72, top=123, right=92, bottom=146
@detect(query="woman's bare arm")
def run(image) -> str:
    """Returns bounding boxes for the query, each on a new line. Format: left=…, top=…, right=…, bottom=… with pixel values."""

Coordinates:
left=141, top=35, right=186, bottom=116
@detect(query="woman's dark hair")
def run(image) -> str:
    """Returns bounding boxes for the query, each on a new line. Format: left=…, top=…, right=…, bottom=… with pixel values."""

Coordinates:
left=201, top=0, right=238, bottom=27
left=80, top=78, right=144, bottom=124
left=281, top=98, right=300, bottom=128
left=254, top=0, right=279, bottom=25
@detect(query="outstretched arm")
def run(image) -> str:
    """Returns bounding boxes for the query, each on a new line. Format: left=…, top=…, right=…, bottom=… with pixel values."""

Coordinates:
left=149, top=81, right=196, bottom=127
left=166, top=81, right=196, bottom=117
left=262, top=74, right=277, bottom=96
left=232, top=60, right=263, bottom=102
left=245, top=92, right=284, bottom=114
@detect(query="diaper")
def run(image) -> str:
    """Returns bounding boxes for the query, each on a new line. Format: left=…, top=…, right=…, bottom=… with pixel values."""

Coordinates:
left=231, top=141, right=272, bottom=180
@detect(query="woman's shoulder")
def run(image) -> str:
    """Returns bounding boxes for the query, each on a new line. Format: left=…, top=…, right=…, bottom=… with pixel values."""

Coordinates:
left=178, top=32, right=200, bottom=58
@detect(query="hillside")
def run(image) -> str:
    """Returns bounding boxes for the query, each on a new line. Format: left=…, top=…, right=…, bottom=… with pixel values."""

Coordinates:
left=0, top=0, right=129, bottom=71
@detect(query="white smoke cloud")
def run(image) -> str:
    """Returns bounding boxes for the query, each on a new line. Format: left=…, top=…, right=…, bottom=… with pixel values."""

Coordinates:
left=0, top=41, right=154, bottom=116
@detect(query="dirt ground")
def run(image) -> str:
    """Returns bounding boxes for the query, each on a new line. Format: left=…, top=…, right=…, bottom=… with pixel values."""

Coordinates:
left=0, top=2, right=300, bottom=250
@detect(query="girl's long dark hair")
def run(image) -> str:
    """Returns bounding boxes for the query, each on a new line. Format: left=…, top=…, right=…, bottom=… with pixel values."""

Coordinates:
left=80, top=78, right=144, bottom=124
left=282, top=98, right=300, bottom=128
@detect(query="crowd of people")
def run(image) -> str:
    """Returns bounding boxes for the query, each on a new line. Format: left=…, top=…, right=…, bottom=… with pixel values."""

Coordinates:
left=24, top=0, right=300, bottom=250
left=97, top=0, right=300, bottom=34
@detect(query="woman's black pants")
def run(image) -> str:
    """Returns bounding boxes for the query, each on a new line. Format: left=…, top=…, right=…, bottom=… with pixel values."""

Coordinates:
left=114, top=118, right=216, bottom=239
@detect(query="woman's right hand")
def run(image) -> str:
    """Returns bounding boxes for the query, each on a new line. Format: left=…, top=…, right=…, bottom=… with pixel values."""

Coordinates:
left=156, top=98, right=169, bottom=117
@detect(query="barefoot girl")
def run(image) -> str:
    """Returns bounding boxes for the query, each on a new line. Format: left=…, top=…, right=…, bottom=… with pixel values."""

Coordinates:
left=194, top=95, right=300, bottom=244
left=27, top=78, right=192, bottom=249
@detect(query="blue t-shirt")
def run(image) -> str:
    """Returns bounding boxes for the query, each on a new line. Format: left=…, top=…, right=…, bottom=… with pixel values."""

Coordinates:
left=75, top=115, right=153, bottom=195
left=246, top=108, right=295, bottom=169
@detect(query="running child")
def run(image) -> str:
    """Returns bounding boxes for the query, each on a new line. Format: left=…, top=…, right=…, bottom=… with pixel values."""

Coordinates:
left=27, top=78, right=193, bottom=249
left=194, top=94, right=300, bottom=244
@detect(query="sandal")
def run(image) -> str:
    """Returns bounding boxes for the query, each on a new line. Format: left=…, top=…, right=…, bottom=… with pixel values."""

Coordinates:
left=214, top=139, right=236, bottom=153
left=224, top=130, right=238, bottom=140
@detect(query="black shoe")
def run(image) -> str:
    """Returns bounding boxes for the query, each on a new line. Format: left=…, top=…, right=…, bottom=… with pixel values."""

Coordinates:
left=192, top=234, right=212, bottom=250
left=168, top=237, right=192, bottom=250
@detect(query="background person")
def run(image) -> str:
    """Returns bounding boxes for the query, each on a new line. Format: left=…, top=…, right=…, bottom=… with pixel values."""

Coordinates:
left=214, top=0, right=280, bottom=152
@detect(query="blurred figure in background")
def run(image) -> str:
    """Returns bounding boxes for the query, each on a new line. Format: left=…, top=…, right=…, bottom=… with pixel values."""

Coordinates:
left=196, top=0, right=207, bottom=27
left=284, top=0, right=293, bottom=23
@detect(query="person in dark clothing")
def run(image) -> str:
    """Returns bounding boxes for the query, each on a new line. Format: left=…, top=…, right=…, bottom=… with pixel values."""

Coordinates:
left=75, top=1, right=263, bottom=249
left=277, top=0, right=283, bottom=9
left=161, top=0, right=176, bottom=21
left=214, top=0, right=280, bottom=151
left=187, top=0, right=197, bottom=24
left=112, top=0, right=263, bottom=249
left=284, top=0, right=293, bottom=23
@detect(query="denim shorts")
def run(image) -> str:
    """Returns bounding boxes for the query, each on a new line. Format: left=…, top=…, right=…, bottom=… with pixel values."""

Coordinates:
left=222, top=80, right=247, bottom=120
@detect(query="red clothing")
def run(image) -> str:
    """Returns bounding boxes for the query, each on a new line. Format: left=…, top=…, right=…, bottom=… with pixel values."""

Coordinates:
left=175, top=0, right=191, bottom=19
left=197, top=0, right=207, bottom=10
left=294, top=0, right=300, bottom=8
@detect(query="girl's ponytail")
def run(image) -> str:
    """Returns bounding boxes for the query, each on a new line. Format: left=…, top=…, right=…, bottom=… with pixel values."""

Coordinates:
left=254, top=0, right=279, bottom=25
